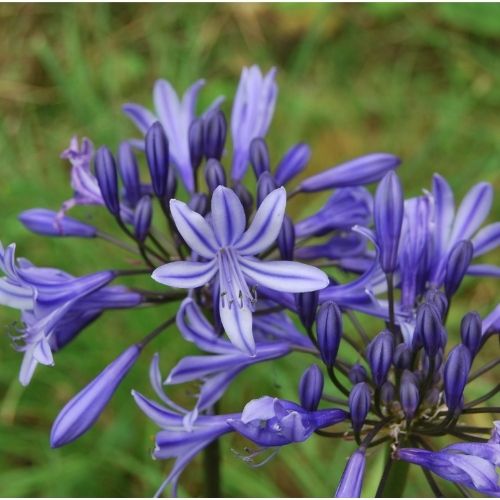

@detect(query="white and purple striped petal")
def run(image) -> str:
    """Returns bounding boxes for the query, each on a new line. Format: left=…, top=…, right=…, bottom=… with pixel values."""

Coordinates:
left=152, top=259, right=217, bottom=289
left=211, top=186, right=246, bottom=247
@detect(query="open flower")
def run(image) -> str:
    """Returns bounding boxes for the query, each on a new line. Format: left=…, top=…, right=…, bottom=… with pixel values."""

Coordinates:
left=152, top=186, right=329, bottom=355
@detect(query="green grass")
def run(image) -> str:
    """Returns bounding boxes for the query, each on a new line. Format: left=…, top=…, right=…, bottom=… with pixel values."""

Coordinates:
left=0, top=3, right=499, bottom=497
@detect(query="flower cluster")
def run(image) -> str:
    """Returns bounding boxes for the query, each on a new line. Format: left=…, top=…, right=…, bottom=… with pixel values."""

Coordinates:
left=2, top=65, right=499, bottom=497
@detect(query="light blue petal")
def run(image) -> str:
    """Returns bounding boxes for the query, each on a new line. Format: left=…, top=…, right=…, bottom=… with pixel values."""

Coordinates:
left=219, top=294, right=255, bottom=356
left=472, top=222, right=500, bottom=257
left=122, top=103, right=157, bottom=134
left=211, top=186, right=246, bottom=246
left=152, top=259, right=217, bottom=289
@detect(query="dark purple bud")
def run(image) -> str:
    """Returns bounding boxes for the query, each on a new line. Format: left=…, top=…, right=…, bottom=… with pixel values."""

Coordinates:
left=460, top=311, right=482, bottom=357
left=367, top=330, right=393, bottom=387
left=424, top=289, right=448, bottom=320
left=19, top=209, right=97, bottom=238
left=414, top=303, right=445, bottom=356
left=249, top=138, right=270, bottom=178
left=95, top=146, right=120, bottom=217
left=204, top=110, right=226, bottom=160
left=393, top=343, right=412, bottom=370
left=374, top=171, right=404, bottom=273
left=316, top=301, right=343, bottom=366
left=298, top=153, right=400, bottom=193
left=145, top=122, right=169, bottom=198
left=299, top=364, right=324, bottom=411
left=50, top=344, right=141, bottom=447
left=165, top=164, right=177, bottom=201
left=117, top=142, right=141, bottom=207
left=444, top=240, right=473, bottom=298
left=380, top=381, right=395, bottom=405
left=278, top=215, right=295, bottom=261
left=348, top=363, right=368, bottom=384
left=133, top=196, right=152, bottom=243
left=274, top=143, right=311, bottom=186
left=443, top=344, right=471, bottom=415
left=188, top=118, right=204, bottom=170
left=348, top=382, right=371, bottom=433
left=256, top=171, right=277, bottom=207
left=422, top=349, right=444, bottom=382
left=399, top=369, right=420, bottom=420
left=188, top=193, right=209, bottom=216
left=204, top=158, right=227, bottom=193
left=233, top=183, right=254, bottom=219
left=295, top=291, right=319, bottom=331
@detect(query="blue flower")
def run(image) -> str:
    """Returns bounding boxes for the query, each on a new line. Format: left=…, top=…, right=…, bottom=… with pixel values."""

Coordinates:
left=152, top=186, right=329, bottom=355
left=335, top=449, right=366, bottom=497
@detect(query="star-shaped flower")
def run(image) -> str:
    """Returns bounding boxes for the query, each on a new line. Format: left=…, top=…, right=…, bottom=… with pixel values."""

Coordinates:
left=152, top=186, right=329, bottom=355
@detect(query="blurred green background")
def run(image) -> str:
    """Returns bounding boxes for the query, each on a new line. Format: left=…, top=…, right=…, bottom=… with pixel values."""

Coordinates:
left=0, top=3, right=499, bottom=497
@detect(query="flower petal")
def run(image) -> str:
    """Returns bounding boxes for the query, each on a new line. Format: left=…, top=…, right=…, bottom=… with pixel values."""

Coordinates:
left=152, top=259, right=217, bottom=289
left=235, top=187, right=286, bottom=255
left=211, top=186, right=246, bottom=246
left=239, top=257, right=329, bottom=293
left=471, top=222, right=500, bottom=257
left=219, top=295, right=255, bottom=356
left=169, top=199, right=218, bottom=258
left=122, top=103, right=157, bottom=134
left=432, top=174, right=455, bottom=262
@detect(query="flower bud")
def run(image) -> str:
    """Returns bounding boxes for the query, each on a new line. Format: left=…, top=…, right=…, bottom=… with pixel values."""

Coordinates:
left=298, top=364, right=324, bottom=411
left=19, top=209, right=97, bottom=238
left=95, top=146, right=120, bottom=216
left=295, top=291, right=319, bottom=331
left=204, top=110, right=226, bottom=161
left=443, top=344, right=471, bottom=415
left=335, top=449, right=366, bottom=498
left=348, top=363, right=368, bottom=384
left=133, top=196, right=153, bottom=243
left=117, top=142, right=141, bottom=207
left=460, top=311, right=482, bottom=357
left=256, top=171, right=277, bottom=207
left=348, top=382, right=371, bottom=433
left=414, top=303, right=445, bottom=356
left=380, top=381, right=395, bottom=406
left=188, top=118, right=204, bottom=170
left=165, top=164, right=177, bottom=201
left=188, top=193, right=209, bottom=216
left=233, top=183, right=254, bottom=220
left=423, top=387, right=440, bottom=408
left=204, top=158, right=226, bottom=193
left=274, top=143, right=311, bottom=186
left=316, top=301, right=343, bottom=366
left=249, top=138, right=270, bottom=178
left=278, top=215, right=295, bottom=261
left=400, top=369, right=420, bottom=420
left=424, top=289, right=448, bottom=320
left=374, top=171, right=404, bottom=273
left=367, top=330, right=393, bottom=387
left=145, top=122, right=169, bottom=198
left=444, top=240, right=473, bottom=298
left=50, top=344, right=141, bottom=447
left=393, top=343, right=412, bottom=370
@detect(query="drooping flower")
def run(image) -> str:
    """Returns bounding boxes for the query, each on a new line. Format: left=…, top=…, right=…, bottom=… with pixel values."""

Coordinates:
left=152, top=186, right=329, bottom=355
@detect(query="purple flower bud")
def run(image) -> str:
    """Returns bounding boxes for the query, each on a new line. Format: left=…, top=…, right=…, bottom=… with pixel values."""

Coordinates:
left=249, top=138, right=270, bottom=178
left=348, top=382, right=371, bottom=433
left=19, top=209, right=97, bottom=238
left=95, top=146, right=120, bottom=216
left=145, top=122, right=169, bottom=198
left=460, top=311, right=482, bottom=357
left=204, top=158, right=227, bottom=193
left=299, top=364, right=324, bottom=411
left=256, top=171, right=277, bottom=207
left=188, top=118, right=204, bottom=170
left=335, top=449, right=366, bottom=498
left=393, top=343, right=412, bottom=370
left=348, top=363, right=368, bottom=384
left=400, top=369, right=420, bottom=420
left=50, top=344, right=141, bottom=447
left=165, top=164, right=177, bottom=201
left=274, top=143, right=311, bottom=186
left=204, top=110, right=226, bottom=161
left=188, top=192, right=209, bottom=216
left=133, top=196, right=152, bottom=243
left=424, top=289, right=448, bottom=320
left=444, top=240, right=473, bottom=298
left=316, top=301, right=343, bottom=366
left=380, top=381, right=395, bottom=405
left=414, top=303, right=445, bottom=356
left=374, top=171, right=404, bottom=273
left=233, top=183, right=254, bottom=219
left=298, top=153, right=400, bottom=193
left=295, top=291, right=319, bottom=331
left=117, top=142, right=141, bottom=207
left=278, top=215, right=295, bottom=261
left=443, top=344, right=471, bottom=415
left=423, top=387, right=440, bottom=408
left=367, top=331, right=393, bottom=387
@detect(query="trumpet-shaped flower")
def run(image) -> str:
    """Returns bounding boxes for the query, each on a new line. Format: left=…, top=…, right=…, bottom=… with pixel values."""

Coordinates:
left=152, top=186, right=329, bottom=355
